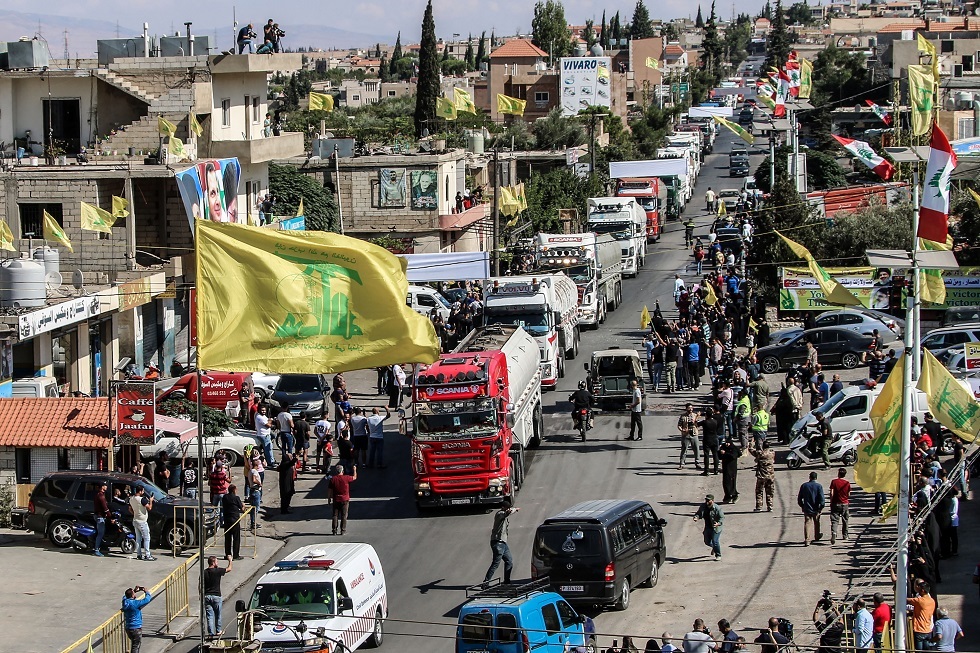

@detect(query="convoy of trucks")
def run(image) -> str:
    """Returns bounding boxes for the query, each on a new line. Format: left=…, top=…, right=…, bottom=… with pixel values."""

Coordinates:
left=615, top=177, right=666, bottom=243
left=533, top=232, right=623, bottom=328
left=586, top=197, right=648, bottom=278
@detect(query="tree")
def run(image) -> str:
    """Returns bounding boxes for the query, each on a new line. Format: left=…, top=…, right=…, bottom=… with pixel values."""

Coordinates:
left=441, top=58, right=466, bottom=76
left=532, top=108, right=586, bottom=150
left=753, top=145, right=847, bottom=194
left=951, top=188, right=980, bottom=265
left=269, top=164, right=339, bottom=231
left=804, top=45, right=871, bottom=148
left=702, top=1, right=723, bottom=75
left=764, top=0, right=790, bottom=71
left=157, top=399, right=232, bottom=439
left=599, top=11, right=607, bottom=49
left=532, top=0, right=572, bottom=60
left=583, top=20, right=597, bottom=49
left=414, top=0, right=440, bottom=136
left=464, top=35, right=475, bottom=70
left=476, top=31, right=488, bottom=65
left=630, top=0, right=655, bottom=39
left=724, top=15, right=753, bottom=69
left=696, top=6, right=705, bottom=29
left=611, top=12, right=623, bottom=44
left=389, top=31, right=403, bottom=78
left=663, top=21, right=679, bottom=42
left=786, top=2, right=815, bottom=25
left=525, top=167, right=604, bottom=233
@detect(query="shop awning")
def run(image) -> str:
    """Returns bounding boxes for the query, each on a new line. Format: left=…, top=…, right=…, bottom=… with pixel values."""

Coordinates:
left=155, top=414, right=198, bottom=443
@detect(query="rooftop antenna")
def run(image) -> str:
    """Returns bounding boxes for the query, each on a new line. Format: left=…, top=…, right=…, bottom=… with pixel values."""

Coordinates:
left=63, top=29, right=69, bottom=60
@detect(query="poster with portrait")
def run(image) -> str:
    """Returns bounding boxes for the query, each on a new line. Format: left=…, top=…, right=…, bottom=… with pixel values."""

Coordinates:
left=778, top=266, right=906, bottom=311
left=379, top=168, right=408, bottom=208
left=174, top=158, right=242, bottom=233
left=411, top=171, right=438, bottom=210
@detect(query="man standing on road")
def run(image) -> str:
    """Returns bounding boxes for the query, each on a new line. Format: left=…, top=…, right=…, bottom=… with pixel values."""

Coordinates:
left=276, top=409, right=294, bottom=457
left=314, top=414, right=332, bottom=473
left=222, top=484, right=245, bottom=560
left=483, top=498, right=519, bottom=584
left=719, top=437, right=741, bottom=504
left=122, top=585, right=153, bottom=653
left=798, top=471, right=826, bottom=546
left=706, top=188, right=716, bottom=212
left=128, top=485, right=155, bottom=561
left=700, top=406, right=722, bottom=475
left=93, top=480, right=111, bottom=557
left=366, top=406, right=391, bottom=468
left=750, top=439, right=775, bottom=512
left=254, top=405, right=276, bottom=467
left=293, top=412, right=312, bottom=471
left=693, top=494, right=724, bottom=559
left=677, top=403, right=701, bottom=469
left=829, top=468, right=851, bottom=545
left=718, top=619, right=740, bottom=653
left=785, top=377, right=804, bottom=444
left=349, top=407, right=370, bottom=467
left=327, top=464, right=357, bottom=535
left=754, top=618, right=790, bottom=653
left=852, top=598, right=874, bottom=653
left=871, top=593, right=892, bottom=653
left=682, top=619, right=717, bottom=653
left=278, top=453, right=296, bottom=515
left=750, top=404, right=771, bottom=450
left=932, top=607, right=964, bottom=652
left=735, top=388, right=752, bottom=450
left=203, top=555, right=233, bottom=639
left=627, top=379, right=644, bottom=441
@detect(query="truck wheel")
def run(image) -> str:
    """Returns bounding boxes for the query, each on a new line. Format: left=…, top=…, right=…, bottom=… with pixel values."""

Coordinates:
left=615, top=579, right=631, bottom=610
left=568, top=331, right=579, bottom=360
left=530, top=405, right=543, bottom=447
left=367, top=608, right=384, bottom=648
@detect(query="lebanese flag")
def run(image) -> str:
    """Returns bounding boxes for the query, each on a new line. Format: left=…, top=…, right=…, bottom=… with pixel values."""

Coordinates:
left=832, top=135, right=894, bottom=180
left=774, top=70, right=790, bottom=117
left=865, top=99, right=892, bottom=125
left=919, top=122, right=957, bottom=243
left=785, top=61, right=801, bottom=97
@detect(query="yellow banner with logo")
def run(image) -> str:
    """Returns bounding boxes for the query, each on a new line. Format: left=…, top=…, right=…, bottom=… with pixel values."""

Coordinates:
left=908, top=65, right=935, bottom=137
left=158, top=116, right=177, bottom=137
left=918, top=348, right=980, bottom=442
left=454, top=87, right=477, bottom=114
left=640, top=305, right=651, bottom=329
left=918, top=236, right=952, bottom=305
left=43, top=211, right=73, bottom=252
left=196, top=221, right=440, bottom=373
left=80, top=202, right=116, bottom=234
left=309, top=92, right=334, bottom=112
left=436, top=96, right=458, bottom=120
left=0, top=220, right=15, bottom=252
left=777, top=231, right=861, bottom=306
left=854, top=352, right=905, bottom=493
left=497, top=94, right=526, bottom=116
left=112, top=195, right=130, bottom=219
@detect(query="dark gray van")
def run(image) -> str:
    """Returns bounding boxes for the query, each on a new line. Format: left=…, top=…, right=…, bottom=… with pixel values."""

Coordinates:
left=530, top=499, right=667, bottom=611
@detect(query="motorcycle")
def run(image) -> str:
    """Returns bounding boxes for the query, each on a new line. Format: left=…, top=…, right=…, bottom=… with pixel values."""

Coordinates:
left=572, top=408, right=593, bottom=441
left=71, top=512, right=137, bottom=555
left=785, top=427, right=861, bottom=469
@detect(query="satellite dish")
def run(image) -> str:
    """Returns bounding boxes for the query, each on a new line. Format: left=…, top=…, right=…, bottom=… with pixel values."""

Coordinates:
left=71, top=268, right=85, bottom=291
left=45, top=271, right=63, bottom=291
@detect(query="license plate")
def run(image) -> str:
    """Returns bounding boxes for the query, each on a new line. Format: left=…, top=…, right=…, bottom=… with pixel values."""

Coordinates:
left=450, top=498, right=472, bottom=505
left=560, top=585, right=584, bottom=592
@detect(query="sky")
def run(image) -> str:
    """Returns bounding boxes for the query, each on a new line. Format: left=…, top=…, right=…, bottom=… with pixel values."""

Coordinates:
left=6, top=0, right=765, bottom=48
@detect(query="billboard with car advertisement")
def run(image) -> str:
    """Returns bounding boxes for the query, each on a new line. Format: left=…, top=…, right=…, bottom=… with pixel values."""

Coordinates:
left=560, top=57, right=612, bottom=116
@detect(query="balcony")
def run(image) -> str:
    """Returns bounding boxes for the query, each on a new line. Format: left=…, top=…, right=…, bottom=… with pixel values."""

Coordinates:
left=210, top=132, right=305, bottom=164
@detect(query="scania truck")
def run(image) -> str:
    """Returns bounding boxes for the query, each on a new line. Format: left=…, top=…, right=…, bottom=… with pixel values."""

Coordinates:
left=586, top=197, right=647, bottom=278
left=615, top=177, right=667, bottom=243
left=534, top=232, right=623, bottom=329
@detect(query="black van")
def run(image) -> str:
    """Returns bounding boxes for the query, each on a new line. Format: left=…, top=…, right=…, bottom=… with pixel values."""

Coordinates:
left=530, top=499, right=667, bottom=611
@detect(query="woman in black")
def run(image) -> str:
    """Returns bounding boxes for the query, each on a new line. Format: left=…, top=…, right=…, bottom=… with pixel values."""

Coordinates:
left=221, top=484, right=245, bottom=559
left=278, top=453, right=296, bottom=514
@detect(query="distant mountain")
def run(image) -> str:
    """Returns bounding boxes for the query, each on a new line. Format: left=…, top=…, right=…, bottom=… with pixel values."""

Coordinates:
left=0, top=10, right=392, bottom=58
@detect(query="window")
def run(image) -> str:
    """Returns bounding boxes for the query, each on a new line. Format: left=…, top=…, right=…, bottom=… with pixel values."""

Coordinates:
left=610, top=524, right=628, bottom=552
left=417, top=294, right=436, bottom=307
left=556, top=601, right=579, bottom=628
left=541, top=603, right=561, bottom=634
left=73, top=481, right=102, bottom=502
left=352, top=94, right=360, bottom=101
left=497, top=613, right=518, bottom=643
left=836, top=396, right=867, bottom=418
left=221, top=98, right=231, bottom=127
left=252, top=97, right=261, bottom=123
left=461, top=612, right=493, bottom=642
left=534, top=91, right=550, bottom=103
left=38, top=477, right=72, bottom=499
left=18, top=203, right=63, bottom=239
left=387, top=90, right=397, bottom=97
left=839, top=314, right=863, bottom=325
left=815, top=315, right=837, bottom=327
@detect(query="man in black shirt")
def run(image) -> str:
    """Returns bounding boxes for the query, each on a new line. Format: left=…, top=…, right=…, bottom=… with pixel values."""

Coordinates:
left=293, top=412, right=312, bottom=470
left=569, top=380, right=593, bottom=430
left=203, top=555, right=233, bottom=638
left=754, top=618, right=790, bottom=653
left=221, top=485, right=245, bottom=560
left=719, top=619, right=740, bottom=653
left=813, top=602, right=844, bottom=653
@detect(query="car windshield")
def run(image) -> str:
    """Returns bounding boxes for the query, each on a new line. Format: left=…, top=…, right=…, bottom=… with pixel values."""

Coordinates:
left=636, top=198, right=657, bottom=210
left=539, top=262, right=592, bottom=284
left=276, top=376, right=322, bottom=393
left=132, top=479, right=169, bottom=501
left=595, top=356, right=637, bottom=376
left=415, top=399, right=498, bottom=440
left=814, top=390, right=848, bottom=416
left=485, top=311, right=550, bottom=337
left=250, top=583, right=336, bottom=620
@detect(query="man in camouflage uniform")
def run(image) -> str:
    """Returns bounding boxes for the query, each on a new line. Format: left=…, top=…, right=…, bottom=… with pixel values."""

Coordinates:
left=750, top=439, right=776, bottom=512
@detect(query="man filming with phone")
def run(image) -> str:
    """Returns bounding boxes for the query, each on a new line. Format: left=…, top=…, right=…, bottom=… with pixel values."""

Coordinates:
left=122, top=585, right=154, bottom=653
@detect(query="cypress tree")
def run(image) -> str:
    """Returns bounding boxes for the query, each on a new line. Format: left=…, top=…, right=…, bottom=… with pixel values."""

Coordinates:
left=414, top=1, right=439, bottom=136
left=389, top=31, right=403, bottom=78
left=696, top=6, right=705, bottom=28
left=476, top=31, right=487, bottom=65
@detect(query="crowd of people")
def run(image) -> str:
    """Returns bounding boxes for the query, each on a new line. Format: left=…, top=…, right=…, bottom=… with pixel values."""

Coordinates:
left=236, top=19, right=285, bottom=55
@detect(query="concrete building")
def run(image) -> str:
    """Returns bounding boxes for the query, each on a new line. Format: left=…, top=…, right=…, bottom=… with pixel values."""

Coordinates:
left=487, top=39, right=556, bottom=122
left=630, top=37, right=666, bottom=109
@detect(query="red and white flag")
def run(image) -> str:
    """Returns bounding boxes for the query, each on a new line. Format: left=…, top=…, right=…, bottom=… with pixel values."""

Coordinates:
left=919, top=122, right=957, bottom=243
left=774, top=70, right=790, bottom=117
left=864, top=99, right=892, bottom=125
left=785, top=61, right=801, bottom=97
left=832, top=135, right=894, bottom=181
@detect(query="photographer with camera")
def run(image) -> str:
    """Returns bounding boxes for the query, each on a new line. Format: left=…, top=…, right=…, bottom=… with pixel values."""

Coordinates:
left=682, top=619, right=717, bottom=653
left=753, top=617, right=790, bottom=653
left=122, top=585, right=154, bottom=653
left=237, top=23, right=257, bottom=53
left=812, top=591, right=844, bottom=653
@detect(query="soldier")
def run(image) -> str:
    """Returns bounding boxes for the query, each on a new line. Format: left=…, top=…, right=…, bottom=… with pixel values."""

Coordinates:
left=750, top=439, right=776, bottom=512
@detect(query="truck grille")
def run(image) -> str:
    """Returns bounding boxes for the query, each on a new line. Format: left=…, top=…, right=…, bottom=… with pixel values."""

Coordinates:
left=425, top=448, right=492, bottom=493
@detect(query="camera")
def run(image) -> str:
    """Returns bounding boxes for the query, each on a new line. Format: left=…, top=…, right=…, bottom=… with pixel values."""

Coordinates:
left=274, top=28, right=285, bottom=37
left=817, top=589, right=833, bottom=611
left=246, top=30, right=257, bottom=39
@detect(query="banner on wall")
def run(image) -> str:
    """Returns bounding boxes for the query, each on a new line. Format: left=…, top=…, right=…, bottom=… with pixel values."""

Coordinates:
left=560, top=56, right=612, bottom=116
left=379, top=168, right=408, bottom=208
left=174, top=158, right=242, bottom=231
left=411, top=171, right=438, bottom=210
left=114, top=380, right=157, bottom=445
left=779, top=266, right=904, bottom=311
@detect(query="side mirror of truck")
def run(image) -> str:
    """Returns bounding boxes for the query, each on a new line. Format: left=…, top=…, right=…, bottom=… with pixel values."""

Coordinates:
left=583, top=363, right=590, bottom=372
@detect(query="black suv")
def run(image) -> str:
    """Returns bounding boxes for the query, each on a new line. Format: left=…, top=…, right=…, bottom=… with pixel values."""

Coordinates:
left=26, top=471, right=218, bottom=549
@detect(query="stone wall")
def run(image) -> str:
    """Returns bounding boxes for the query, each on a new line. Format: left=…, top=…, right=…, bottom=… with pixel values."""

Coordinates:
left=0, top=446, right=15, bottom=487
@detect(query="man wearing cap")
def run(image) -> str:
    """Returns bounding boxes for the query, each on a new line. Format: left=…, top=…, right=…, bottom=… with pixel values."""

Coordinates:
left=693, top=494, right=725, bottom=559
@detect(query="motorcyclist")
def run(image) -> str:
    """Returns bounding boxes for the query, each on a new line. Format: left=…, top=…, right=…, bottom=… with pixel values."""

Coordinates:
left=812, top=411, right=833, bottom=468
left=569, top=380, right=594, bottom=430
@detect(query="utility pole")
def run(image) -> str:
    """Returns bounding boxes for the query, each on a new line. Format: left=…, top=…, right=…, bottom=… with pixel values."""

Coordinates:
left=491, top=148, right=500, bottom=276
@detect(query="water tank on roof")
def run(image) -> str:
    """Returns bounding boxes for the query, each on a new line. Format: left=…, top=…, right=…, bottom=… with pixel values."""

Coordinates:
left=466, top=129, right=485, bottom=154
left=590, top=44, right=604, bottom=57
left=0, top=259, right=46, bottom=308
left=574, top=44, right=587, bottom=57
left=32, top=246, right=59, bottom=277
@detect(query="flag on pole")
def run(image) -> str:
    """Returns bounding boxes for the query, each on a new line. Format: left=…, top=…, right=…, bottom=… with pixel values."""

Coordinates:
left=497, top=94, right=527, bottom=116
left=0, top=220, right=16, bottom=251
left=918, top=348, right=980, bottom=441
left=969, top=187, right=980, bottom=210
left=785, top=60, right=801, bottom=97
left=196, top=221, right=441, bottom=373
left=81, top=202, right=116, bottom=234
left=798, top=58, right=813, bottom=99
left=189, top=112, right=204, bottom=137
left=514, top=182, right=528, bottom=211
left=308, top=92, right=334, bottom=112
left=111, top=195, right=130, bottom=219
left=917, top=33, right=940, bottom=78
left=704, top=282, right=718, bottom=305
left=748, top=316, right=759, bottom=333
left=640, top=305, right=651, bottom=329
left=713, top=115, right=755, bottom=145
left=454, top=87, right=477, bottom=114
left=756, top=91, right=775, bottom=110
left=43, top=211, right=73, bottom=252
left=168, top=136, right=187, bottom=161
left=854, top=352, right=906, bottom=493
left=774, top=70, right=790, bottom=118
left=717, top=199, right=727, bottom=216
left=498, top=186, right=518, bottom=217
left=908, top=65, right=936, bottom=137
left=158, top=117, right=177, bottom=137
left=296, top=198, right=304, bottom=218
left=777, top=231, right=861, bottom=306
left=918, top=236, right=952, bottom=305
left=435, top=96, right=458, bottom=120
left=831, top=135, right=895, bottom=180
left=918, top=122, right=957, bottom=243
left=864, top=99, right=892, bottom=125
left=644, top=57, right=659, bottom=69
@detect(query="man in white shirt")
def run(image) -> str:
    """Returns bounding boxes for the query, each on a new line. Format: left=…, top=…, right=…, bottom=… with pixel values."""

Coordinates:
left=366, top=406, right=391, bottom=468
left=254, top=406, right=276, bottom=467
left=276, top=410, right=294, bottom=456
left=673, top=275, right=686, bottom=303
left=129, top=485, right=155, bottom=561
left=683, top=619, right=717, bottom=653
left=391, top=364, right=408, bottom=408
left=314, top=416, right=332, bottom=473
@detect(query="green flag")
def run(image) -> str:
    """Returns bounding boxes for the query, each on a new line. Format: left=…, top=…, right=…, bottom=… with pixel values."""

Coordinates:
left=713, top=115, right=754, bottom=145
left=908, top=65, right=935, bottom=137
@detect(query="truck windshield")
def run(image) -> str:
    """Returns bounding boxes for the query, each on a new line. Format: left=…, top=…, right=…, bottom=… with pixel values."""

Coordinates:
left=589, top=221, right=632, bottom=240
left=636, top=198, right=657, bottom=211
left=415, top=398, right=498, bottom=439
left=250, top=583, right=336, bottom=620
left=485, top=311, right=550, bottom=337
left=539, top=262, right=592, bottom=284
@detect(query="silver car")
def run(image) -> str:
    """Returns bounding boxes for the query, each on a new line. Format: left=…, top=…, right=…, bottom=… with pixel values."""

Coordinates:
left=813, top=308, right=903, bottom=339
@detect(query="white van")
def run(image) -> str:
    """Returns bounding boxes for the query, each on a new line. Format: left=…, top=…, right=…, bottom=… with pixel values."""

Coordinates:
left=12, top=377, right=60, bottom=398
left=406, top=284, right=451, bottom=320
left=790, top=385, right=930, bottom=440
left=242, top=543, right=388, bottom=651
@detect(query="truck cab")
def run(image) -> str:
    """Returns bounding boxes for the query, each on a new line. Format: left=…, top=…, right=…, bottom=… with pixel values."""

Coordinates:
left=615, top=177, right=666, bottom=243
left=587, top=197, right=647, bottom=278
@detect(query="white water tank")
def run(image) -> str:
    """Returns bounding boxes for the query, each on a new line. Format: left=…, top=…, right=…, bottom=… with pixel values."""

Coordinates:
left=32, top=246, right=60, bottom=277
left=0, top=259, right=46, bottom=308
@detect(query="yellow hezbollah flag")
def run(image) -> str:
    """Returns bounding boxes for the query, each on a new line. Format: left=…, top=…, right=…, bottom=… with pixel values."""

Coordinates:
left=436, top=96, right=458, bottom=120
left=918, top=348, right=980, bottom=442
left=296, top=198, right=304, bottom=218
left=969, top=187, right=980, bottom=210
left=644, top=57, right=659, bottom=69
left=43, top=211, right=73, bottom=252
left=908, top=65, right=935, bottom=137
left=158, top=116, right=177, bottom=137
left=189, top=112, right=204, bottom=137
left=798, top=58, right=813, bottom=99
left=111, top=195, right=130, bottom=219
left=195, top=221, right=440, bottom=373
left=0, top=220, right=16, bottom=252
left=498, top=186, right=519, bottom=217
left=704, top=282, right=718, bottom=306
left=514, top=182, right=528, bottom=211
left=918, top=236, right=952, bottom=305
left=309, top=92, right=334, bottom=112
left=80, top=202, right=116, bottom=235
left=713, top=115, right=754, bottom=145
left=748, top=316, right=759, bottom=333
left=777, top=231, right=861, bottom=306
left=169, top=136, right=187, bottom=161
left=497, top=94, right=526, bottom=116
left=640, top=305, right=651, bottom=329
left=454, top=87, right=477, bottom=114
left=878, top=495, right=899, bottom=522
left=917, top=33, right=939, bottom=78
left=717, top=199, right=726, bottom=216
left=854, top=352, right=906, bottom=493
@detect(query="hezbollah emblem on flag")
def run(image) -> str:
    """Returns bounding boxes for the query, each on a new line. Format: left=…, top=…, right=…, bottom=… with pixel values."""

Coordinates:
left=275, top=255, right=363, bottom=340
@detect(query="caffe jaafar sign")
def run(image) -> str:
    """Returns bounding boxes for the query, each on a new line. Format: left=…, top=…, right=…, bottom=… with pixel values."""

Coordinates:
left=115, top=380, right=157, bottom=445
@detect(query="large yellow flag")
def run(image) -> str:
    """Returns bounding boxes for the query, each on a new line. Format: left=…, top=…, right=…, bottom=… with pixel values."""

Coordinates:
left=436, top=96, right=458, bottom=120
left=454, top=87, right=477, bottom=114
left=189, top=112, right=204, bottom=138
left=0, top=221, right=16, bottom=252
left=112, top=195, right=130, bottom=219
left=169, top=136, right=187, bottom=161
left=80, top=202, right=116, bottom=234
left=514, top=182, right=528, bottom=211
left=777, top=231, right=861, bottom=306
left=158, top=116, right=177, bottom=137
left=43, top=211, right=73, bottom=252
left=713, top=115, right=754, bottom=145
left=498, top=186, right=518, bottom=217
left=854, top=353, right=905, bottom=493
left=798, top=58, right=813, bottom=99
left=644, top=57, right=659, bottom=69
left=640, top=305, right=651, bottom=329
left=195, top=221, right=440, bottom=373
left=309, top=92, right=334, bottom=112
left=717, top=199, right=726, bottom=216
left=918, top=236, right=952, bottom=305
left=918, top=348, right=980, bottom=442
left=704, top=282, right=718, bottom=305
left=908, top=65, right=935, bottom=137
left=497, top=94, right=527, bottom=116
left=917, top=33, right=939, bottom=78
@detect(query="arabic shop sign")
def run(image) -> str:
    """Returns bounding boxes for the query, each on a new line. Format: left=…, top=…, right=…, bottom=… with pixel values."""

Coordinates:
left=18, top=288, right=118, bottom=340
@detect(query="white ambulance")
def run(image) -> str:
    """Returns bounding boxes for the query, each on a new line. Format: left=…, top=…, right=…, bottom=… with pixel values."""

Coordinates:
left=242, top=543, right=388, bottom=652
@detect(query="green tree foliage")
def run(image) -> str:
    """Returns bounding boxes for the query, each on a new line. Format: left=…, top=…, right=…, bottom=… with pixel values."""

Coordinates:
left=532, top=108, right=587, bottom=150
left=464, top=35, right=475, bottom=70
left=525, top=168, right=605, bottom=233
left=764, top=0, right=790, bottom=72
left=663, top=22, right=679, bottom=42
left=414, top=0, right=440, bottom=136
left=390, top=56, right=417, bottom=81
left=442, top=58, right=467, bottom=76
left=702, top=1, right=723, bottom=75
left=748, top=175, right=814, bottom=297
left=629, top=104, right=682, bottom=157
left=630, top=0, right=655, bottom=39
left=269, top=164, right=339, bottom=232
left=689, top=68, right=720, bottom=106
left=786, top=2, right=815, bottom=25
left=753, top=145, right=847, bottom=193
left=157, top=398, right=233, bottom=440
left=804, top=45, right=871, bottom=147
left=532, top=0, right=573, bottom=59
left=583, top=20, right=597, bottom=49
left=760, top=1, right=773, bottom=19
left=476, top=31, right=488, bottom=65
left=488, top=121, right=535, bottom=150
left=611, top=12, right=623, bottom=44
left=389, top=32, right=403, bottom=78
left=951, top=188, right=980, bottom=265
left=724, top=14, right=753, bottom=69
left=696, top=6, right=705, bottom=29
left=599, top=11, right=608, bottom=49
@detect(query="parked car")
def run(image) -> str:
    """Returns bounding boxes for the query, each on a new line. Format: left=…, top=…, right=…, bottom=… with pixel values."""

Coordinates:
left=26, top=470, right=218, bottom=549
left=920, top=325, right=980, bottom=359
left=943, top=306, right=980, bottom=327
left=742, top=177, right=763, bottom=199
left=115, top=427, right=262, bottom=467
left=718, top=189, right=741, bottom=211
left=770, top=327, right=804, bottom=346
left=812, top=308, right=903, bottom=339
left=270, top=374, right=329, bottom=418
left=756, top=326, right=875, bottom=374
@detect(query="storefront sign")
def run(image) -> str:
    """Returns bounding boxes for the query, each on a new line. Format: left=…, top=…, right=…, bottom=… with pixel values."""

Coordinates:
left=19, top=291, right=115, bottom=340
left=115, top=380, right=157, bottom=445
left=779, top=266, right=903, bottom=311
left=119, top=278, right=153, bottom=312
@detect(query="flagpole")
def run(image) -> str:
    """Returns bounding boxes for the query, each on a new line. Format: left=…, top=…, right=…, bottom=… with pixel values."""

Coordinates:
left=894, top=168, right=919, bottom=653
